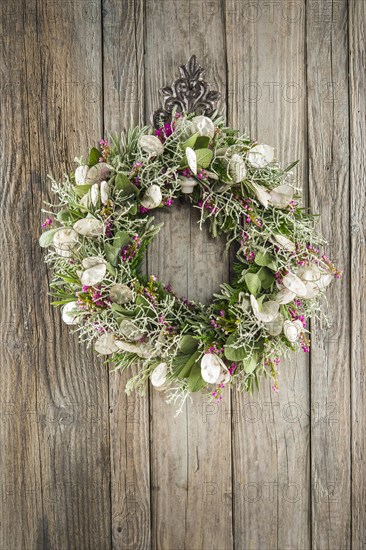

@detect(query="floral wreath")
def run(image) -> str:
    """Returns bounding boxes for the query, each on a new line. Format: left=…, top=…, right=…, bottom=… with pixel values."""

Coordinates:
left=40, top=59, right=340, bottom=411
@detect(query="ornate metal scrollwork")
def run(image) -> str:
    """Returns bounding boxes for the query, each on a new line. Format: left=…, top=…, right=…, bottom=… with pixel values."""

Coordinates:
left=152, top=55, right=221, bottom=128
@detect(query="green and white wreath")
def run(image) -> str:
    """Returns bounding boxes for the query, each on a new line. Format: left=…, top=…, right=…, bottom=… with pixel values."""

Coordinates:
left=40, top=112, right=340, bottom=411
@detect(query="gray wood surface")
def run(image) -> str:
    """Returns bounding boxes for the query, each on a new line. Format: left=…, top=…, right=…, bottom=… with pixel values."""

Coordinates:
left=0, top=1, right=363, bottom=549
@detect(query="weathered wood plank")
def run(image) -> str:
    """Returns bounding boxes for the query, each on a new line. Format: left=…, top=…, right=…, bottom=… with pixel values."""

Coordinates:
left=0, top=2, right=44, bottom=547
left=145, top=1, right=232, bottom=549
left=306, top=1, right=351, bottom=548
left=226, top=1, right=310, bottom=548
left=349, top=1, right=366, bottom=548
left=1, top=1, right=112, bottom=548
left=103, top=1, right=151, bottom=548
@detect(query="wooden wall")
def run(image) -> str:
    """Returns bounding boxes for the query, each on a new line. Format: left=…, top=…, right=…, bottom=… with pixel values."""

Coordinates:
left=0, top=1, right=364, bottom=548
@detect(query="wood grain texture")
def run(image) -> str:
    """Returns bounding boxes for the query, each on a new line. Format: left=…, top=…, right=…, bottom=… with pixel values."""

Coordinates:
left=306, top=1, right=351, bottom=548
left=103, top=1, right=151, bottom=548
left=145, top=2, right=232, bottom=549
left=349, top=1, right=366, bottom=548
left=0, top=1, right=363, bottom=549
left=0, top=0, right=111, bottom=548
left=226, top=1, right=310, bottom=548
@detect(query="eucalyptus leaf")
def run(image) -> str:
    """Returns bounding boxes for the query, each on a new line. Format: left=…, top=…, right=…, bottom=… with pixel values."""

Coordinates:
left=188, top=363, right=206, bottom=392
left=194, top=136, right=210, bottom=150
left=182, top=132, right=199, bottom=150
left=224, top=332, right=248, bottom=361
left=195, top=148, right=213, bottom=168
left=179, top=335, right=199, bottom=355
left=255, top=251, right=276, bottom=268
left=115, top=173, right=140, bottom=197
left=88, top=147, right=101, bottom=167
left=39, top=228, right=59, bottom=248
left=244, top=273, right=262, bottom=295
left=257, top=267, right=275, bottom=290
left=74, top=184, right=92, bottom=198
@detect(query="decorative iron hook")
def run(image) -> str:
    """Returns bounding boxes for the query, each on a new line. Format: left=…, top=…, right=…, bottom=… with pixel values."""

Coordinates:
left=152, top=55, right=221, bottom=128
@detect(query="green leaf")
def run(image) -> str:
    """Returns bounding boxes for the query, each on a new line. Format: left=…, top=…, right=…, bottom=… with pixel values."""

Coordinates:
left=39, top=228, right=59, bottom=248
left=243, top=352, right=259, bottom=374
left=115, top=173, right=140, bottom=197
left=182, top=132, right=199, bottom=150
left=244, top=273, right=262, bottom=295
left=88, top=147, right=101, bottom=167
left=177, top=350, right=200, bottom=380
left=57, top=209, right=83, bottom=223
left=284, top=160, right=299, bottom=173
left=104, top=243, right=119, bottom=267
left=257, top=267, right=275, bottom=290
left=74, top=184, right=92, bottom=198
left=224, top=332, right=248, bottom=361
left=179, top=335, right=199, bottom=355
left=195, top=148, right=213, bottom=168
left=194, top=136, right=210, bottom=150
left=188, top=363, right=206, bottom=392
left=255, top=251, right=276, bottom=268
left=114, top=230, right=131, bottom=249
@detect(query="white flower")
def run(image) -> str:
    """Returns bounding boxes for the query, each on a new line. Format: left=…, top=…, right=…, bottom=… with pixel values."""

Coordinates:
left=190, top=115, right=215, bottom=138
left=283, top=320, right=303, bottom=343
left=248, top=144, right=275, bottom=168
left=91, top=183, right=99, bottom=206
left=275, top=287, right=296, bottom=305
left=75, top=165, right=89, bottom=185
left=95, top=333, right=120, bottom=355
left=86, top=162, right=110, bottom=184
left=179, top=176, right=198, bottom=194
left=140, top=184, right=162, bottom=209
left=150, top=362, right=168, bottom=388
left=303, top=281, right=320, bottom=299
left=229, top=154, right=247, bottom=183
left=119, top=320, right=144, bottom=342
left=265, top=313, right=284, bottom=336
left=186, top=147, right=197, bottom=175
left=272, top=234, right=296, bottom=252
left=100, top=180, right=109, bottom=204
left=282, top=272, right=307, bottom=297
left=115, top=340, right=154, bottom=359
left=317, top=274, right=333, bottom=290
left=139, top=135, right=164, bottom=156
left=61, top=301, right=80, bottom=325
left=200, top=353, right=226, bottom=384
left=250, top=295, right=279, bottom=323
left=251, top=182, right=271, bottom=208
left=81, top=256, right=106, bottom=286
left=73, top=216, right=105, bottom=237
left=109, top=284, right=133, bottom=304
left=53, top=228, right=78, bottom=258
left=297, top=264, right=321, bottom=282
left=270, top=184, right=294, bottom=208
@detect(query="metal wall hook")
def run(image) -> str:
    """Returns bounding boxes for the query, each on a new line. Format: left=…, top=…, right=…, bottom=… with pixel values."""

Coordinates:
left=152, top=55, right=221, bottom=128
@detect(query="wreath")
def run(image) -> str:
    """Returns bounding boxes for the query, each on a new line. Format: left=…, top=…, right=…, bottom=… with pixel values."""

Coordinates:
left=39, top=110, right=340, bottom=411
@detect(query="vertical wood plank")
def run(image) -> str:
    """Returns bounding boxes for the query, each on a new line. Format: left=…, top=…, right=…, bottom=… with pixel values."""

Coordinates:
left=0, top=1, right=43, bottom=547
left=306, top=1, right=351, bottom=548
left=226, top=2, right=310, bottom=548
left=1, top=1, right=112, bottom=548
left=349, top=1, right=366, bottom=547
left=145, top=1, right=232, bottom=548
left=103, top=1, right=151, bottom=548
